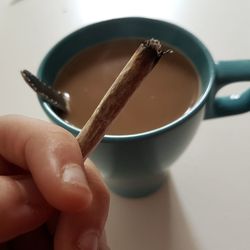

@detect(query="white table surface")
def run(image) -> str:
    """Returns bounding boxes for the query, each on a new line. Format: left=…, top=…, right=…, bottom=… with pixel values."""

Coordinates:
left=1, top=0, right=250, bottom=249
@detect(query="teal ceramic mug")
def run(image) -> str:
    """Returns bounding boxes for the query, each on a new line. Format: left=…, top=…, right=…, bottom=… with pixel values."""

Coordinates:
left=38, top=17, right=250, bottom=197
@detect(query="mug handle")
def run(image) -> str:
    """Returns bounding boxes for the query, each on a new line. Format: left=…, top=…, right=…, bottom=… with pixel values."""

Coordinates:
left=205, top=60, right=250, bottom=119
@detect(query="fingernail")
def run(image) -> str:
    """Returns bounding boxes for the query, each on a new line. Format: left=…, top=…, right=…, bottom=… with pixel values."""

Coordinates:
left=62, top=163, right=89, bottom=188
left=77, top=231, right=98, bottom=250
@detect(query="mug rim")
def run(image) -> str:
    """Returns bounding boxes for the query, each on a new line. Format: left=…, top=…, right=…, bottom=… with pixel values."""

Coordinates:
left=38, top=16, right=215, bottom=142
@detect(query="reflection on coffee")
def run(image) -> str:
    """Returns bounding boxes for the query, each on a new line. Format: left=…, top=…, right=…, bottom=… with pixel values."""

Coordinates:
left=54, top=39, right=201, bottom=135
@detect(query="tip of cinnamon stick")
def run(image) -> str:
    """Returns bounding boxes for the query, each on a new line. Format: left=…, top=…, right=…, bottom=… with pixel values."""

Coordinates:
left=143, top=38, right=174, bottom=57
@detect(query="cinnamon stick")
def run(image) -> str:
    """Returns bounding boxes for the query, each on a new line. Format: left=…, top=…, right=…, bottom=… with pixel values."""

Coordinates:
left=76, top=39, right=173, bottom=158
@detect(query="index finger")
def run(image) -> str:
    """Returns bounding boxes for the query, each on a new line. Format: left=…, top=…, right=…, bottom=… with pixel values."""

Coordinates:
left=0, top=115, right=92, bottom=212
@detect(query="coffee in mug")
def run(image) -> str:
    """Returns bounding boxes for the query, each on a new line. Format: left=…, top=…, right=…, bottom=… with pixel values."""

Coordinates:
left=54, top=39, right=201, bottom=135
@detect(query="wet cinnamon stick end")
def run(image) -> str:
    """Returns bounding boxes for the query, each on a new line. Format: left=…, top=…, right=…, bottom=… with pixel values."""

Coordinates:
left=77, top=39, right=173, bottom=158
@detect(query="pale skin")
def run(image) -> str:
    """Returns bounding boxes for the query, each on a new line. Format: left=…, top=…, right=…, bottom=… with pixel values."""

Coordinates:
left=0, top=115, right=110, bottom=250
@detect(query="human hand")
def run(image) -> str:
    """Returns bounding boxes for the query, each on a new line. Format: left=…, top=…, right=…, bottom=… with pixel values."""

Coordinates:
left=0, top=115, right=110, bottom=250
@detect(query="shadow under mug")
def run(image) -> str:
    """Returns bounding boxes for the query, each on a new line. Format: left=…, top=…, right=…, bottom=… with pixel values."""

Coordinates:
left=38, top=17, right=250, bottom=197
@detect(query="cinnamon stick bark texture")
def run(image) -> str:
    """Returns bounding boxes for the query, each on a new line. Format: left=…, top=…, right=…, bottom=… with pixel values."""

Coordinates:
left=76, top=39, right=172, bottom=158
